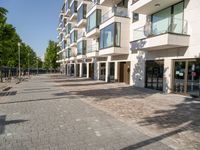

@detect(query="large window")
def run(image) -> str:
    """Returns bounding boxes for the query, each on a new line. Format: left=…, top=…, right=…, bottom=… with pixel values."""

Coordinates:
left=66, top=23, right=72, bottom=34
left=77, top=40, right=87, bottom=55
left=77, top=4, right=87, bottom=23
left=86, top=9, right=101, bottom=32
left=100, top=23, right=121, bottom=49
left=151, top=1, right=184, bottom=35
left=70, top=1, right=77, bottom=17
left=70, top=30, right=78, bottom=44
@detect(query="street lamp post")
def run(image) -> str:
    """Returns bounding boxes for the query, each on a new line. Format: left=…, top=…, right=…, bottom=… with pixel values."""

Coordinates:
left=28, top=51, right=30, bottom=76
left=18, top=42, right=21, bottom=80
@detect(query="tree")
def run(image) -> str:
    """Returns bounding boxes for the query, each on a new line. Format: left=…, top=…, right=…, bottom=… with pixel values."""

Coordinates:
left=44, top=40, right=60, bottom=71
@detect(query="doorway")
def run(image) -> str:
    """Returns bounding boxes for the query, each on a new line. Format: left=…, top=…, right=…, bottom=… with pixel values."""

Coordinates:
left=82, top=63, right=87, bottom=77
left=145, top=60, right=164, bottom=91
left=76, top=64, right=80, bottom=77
left=89, top=63, right=94, bottom=79
left=173, top=59, right=200, bottom=97
left=100, top=63, right=106, bottom=81
left=119, top=62, right=130, bottom=84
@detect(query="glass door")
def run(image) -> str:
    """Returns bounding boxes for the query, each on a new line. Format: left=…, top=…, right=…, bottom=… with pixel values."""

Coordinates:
left=187, top=61, right=200, bottom=97
left=173, top=59, right=200, bottom=97
left=174, top=61, right=186, bottom=94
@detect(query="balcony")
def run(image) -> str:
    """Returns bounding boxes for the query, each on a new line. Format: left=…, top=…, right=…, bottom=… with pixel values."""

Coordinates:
left=100, top=7, right=129, bottom=30
left=86, top=43, right=99, bottom=58
left=86, top=9, right=101, bottom=38
left=70, top=1, right=78, bottom=21
left=130, top=18, right=190, bottom=51
left=77, top=31, right=86, bottom=42
left=99, top=0, right=121, bottom=6
left=77, top=41, right=87, bottom=59
left=70, top=51, right=77, bottom=60
left=130, top=0, right=183, bottom=15
left=78, top=0, right=92, bottom=8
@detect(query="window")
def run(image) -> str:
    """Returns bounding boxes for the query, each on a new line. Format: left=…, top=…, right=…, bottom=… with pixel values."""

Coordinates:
left=100, top=23, right=121, bottom=49
left=77, top=41, right=87, bottom=55
left=70, top=30, right=77, bottom=44
left=86, top=9, right=101, bottom=32
left=77, top=4, right=87, bottom=23
left=70, top=1, right=77, bottom=17
left=132, top=13, right=139, bottom=22
left=66, top=23, right=72, bottom=34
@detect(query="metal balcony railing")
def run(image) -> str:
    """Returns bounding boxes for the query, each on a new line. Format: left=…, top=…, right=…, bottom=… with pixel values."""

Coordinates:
left=87, top=0, right=100, bottom=13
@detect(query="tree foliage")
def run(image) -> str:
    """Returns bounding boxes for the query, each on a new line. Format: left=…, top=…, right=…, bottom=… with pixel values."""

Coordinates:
left=0, top=7, right=40, bottom=69
left=44, top=40, right=59, bottom=70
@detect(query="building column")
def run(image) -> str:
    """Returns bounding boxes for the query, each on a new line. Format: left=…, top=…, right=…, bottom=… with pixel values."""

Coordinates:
left=86, top=63, right=90, bottom=78
left=79, top=63, right=83, bottom=77
left=105, top=62, right=110, bottom=82
left=74, top=63, right=77, bottom=77
left=114, top=62, right=118, bottom=82
left=164, top=59, right=173, bottom=93
left=96, top=62, right=100, bottom=80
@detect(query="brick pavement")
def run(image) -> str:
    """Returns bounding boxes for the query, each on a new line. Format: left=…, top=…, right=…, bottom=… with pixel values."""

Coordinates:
left=52, top=75, right=200, bottom=150
left=0, top=74, right=172, bottom=150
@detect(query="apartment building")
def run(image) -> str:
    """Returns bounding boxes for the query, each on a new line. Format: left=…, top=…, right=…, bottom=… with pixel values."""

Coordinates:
left=57, top=0, right=200, bottom=97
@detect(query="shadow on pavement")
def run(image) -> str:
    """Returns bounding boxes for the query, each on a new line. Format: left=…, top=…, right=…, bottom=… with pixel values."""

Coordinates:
left=70, top=86, right=159, bottom=101
left=0, top=96, right=76, bottom=105
left=120, top=127, right=185, bottom=150
left=0, top=91, right=17, bottom=97
left=138, top=97, right=200, bottom=133
left=56, top=82, right=108, bottom=87
left=0, top=115, right=28, bottom=134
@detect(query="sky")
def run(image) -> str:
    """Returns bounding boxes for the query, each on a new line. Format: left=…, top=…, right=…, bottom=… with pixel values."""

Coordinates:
left=0, top=0, right=63, bottom=60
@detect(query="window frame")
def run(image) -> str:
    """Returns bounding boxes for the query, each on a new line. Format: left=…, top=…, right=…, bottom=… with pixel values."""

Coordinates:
left=99, top=22, right=121, bottom=50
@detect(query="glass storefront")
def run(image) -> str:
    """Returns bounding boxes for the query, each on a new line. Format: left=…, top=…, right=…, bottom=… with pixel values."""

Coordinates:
left=174, top=59, right=200, bottom=97
left=145, top=60, right=164, bottom=91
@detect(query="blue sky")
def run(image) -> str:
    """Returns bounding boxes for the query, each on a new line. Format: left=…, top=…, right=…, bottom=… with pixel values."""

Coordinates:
left=0, top=0, right=63, bottom=60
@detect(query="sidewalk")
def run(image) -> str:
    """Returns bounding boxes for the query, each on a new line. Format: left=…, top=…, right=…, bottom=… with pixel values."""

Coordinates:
left=52, top=75, right=200, bottom=150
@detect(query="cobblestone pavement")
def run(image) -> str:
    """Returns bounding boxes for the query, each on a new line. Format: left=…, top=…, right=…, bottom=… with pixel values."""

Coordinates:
left=0, top=74, right=172, bottom=150
left=52, top=75, right=200, bottom=150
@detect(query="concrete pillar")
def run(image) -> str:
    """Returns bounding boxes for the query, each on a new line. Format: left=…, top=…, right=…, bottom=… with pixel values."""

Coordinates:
left=79, top=63, right=83, bottom=77
left=114, top=62, right=118, bottom=82
left=86, top=63, right=90, bottom=78
left=96, top=62, right=100, bottom=80
left=164, top=59, right=173, bottom=93
left=105, top=61, right=110, bottom=82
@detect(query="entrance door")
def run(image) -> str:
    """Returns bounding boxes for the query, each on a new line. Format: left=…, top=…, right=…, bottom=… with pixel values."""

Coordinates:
left=71, top=64, right=74, bottom=76
left=119, top=62, right=130, bottom=84
left=82, top=63, right=87, bottom=77
left=174, top=59, right=200, bottom=97
left=89, top=63, right=94, bottom=79
left=100, top=63, right=106, bottom=81
left=109, top=62, right=115, bottom=82
left=76, top=64, right=80, bottom=77
left=145, top=60, right=164, bottom=91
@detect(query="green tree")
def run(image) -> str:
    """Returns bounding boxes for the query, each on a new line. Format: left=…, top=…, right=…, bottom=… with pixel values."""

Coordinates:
left=44, top=40, right=59, bottom=71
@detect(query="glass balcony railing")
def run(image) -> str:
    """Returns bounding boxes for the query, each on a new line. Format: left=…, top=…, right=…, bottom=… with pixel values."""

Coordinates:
left=78, top=0, right=92, bottom=7
left=132, top=17, right=188, bottom=41
left=87, top=0, right=100, bottom=13
left=101, top=7, right=128, bottom=24
left=87, top=43, right=99, bottom=53
left=78, top=31, right=86, bottom=39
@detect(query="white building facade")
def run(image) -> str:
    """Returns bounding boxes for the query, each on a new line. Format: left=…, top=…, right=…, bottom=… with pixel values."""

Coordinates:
left=57, top=0, right=200, bottom=97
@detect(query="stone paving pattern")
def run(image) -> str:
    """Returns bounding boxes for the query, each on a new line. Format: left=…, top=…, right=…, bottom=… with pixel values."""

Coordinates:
left=52, top=75, right=200, bottom=150
left=0, top=75, right=173, bottom=150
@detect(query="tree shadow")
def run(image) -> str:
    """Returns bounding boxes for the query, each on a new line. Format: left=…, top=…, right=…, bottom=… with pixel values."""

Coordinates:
left=120, top=127, right=184, bottom=150
left=138, top=97, right=200, bottom=133
left=0, top=115, right=28, bottom=134
left=52, top=78, right=91, bottom=83
left=0, top=91, right=17, bottom=97
left=55, top=82, right=108, bottom=87
left=0, top=96, right=76, bottom=105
